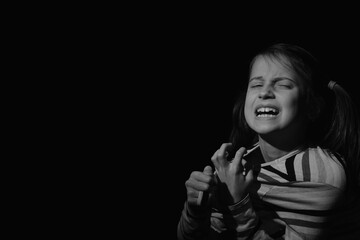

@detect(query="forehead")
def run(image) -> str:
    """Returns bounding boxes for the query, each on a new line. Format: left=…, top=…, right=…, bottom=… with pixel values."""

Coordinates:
left=250, top=55, right=294, bottom=78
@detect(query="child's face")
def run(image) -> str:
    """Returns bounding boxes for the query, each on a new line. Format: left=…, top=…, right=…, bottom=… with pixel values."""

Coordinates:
left=244, top=56, right=303, bottom=136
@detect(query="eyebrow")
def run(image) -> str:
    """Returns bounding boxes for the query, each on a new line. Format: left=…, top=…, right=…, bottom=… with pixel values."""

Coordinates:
left=249, top=76, right=295, bottom=83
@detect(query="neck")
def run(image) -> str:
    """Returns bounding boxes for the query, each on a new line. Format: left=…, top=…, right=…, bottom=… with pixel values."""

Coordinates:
left=258, top=133, right=305, bottom=163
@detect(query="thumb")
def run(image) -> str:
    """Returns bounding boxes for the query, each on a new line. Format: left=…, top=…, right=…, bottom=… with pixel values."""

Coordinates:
left=245, top=169, right=254, bottom=183
left=233, top=147, right=246, bottom=173
left=203, top=165, right=213, bottom=176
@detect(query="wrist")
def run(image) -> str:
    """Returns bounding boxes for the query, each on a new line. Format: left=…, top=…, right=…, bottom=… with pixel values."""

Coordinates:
left=231, top=192, right=248, bottom=204
left=229, top=193, right=249, bottom=207
left=227, top=194, right=251, bottom=212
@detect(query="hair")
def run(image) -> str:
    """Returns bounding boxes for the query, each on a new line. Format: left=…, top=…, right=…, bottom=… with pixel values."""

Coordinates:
left=229, top=43, right=360, bottom=188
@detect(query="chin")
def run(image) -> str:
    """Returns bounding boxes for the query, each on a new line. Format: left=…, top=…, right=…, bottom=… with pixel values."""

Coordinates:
left=255, top=130, right=275, bottom=135
left=251, top=125, right=279, bottom=135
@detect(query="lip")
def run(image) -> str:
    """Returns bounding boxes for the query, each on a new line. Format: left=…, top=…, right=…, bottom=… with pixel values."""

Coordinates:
left=254, top=104, right=280, bottom=118
left=254, top=104, right=280, bottom=113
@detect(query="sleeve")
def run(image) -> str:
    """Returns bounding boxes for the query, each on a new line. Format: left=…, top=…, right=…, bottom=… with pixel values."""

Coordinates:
left=261, top=182, right=346, bottom=240
left=177, top=195, right=263, bottom=240
left=177, top=201, right=212, bottom=240
left=210, top=194, right=262, bottom=240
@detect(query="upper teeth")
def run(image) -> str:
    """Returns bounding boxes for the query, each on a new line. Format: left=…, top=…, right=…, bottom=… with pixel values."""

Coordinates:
left=256, top=107, right=278, bottom=114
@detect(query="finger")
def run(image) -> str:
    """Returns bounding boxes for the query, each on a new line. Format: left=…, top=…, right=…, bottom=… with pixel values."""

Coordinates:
left=188, top=171, right=213, bottom=186
left=232, top=147, right=246, bottom=173
left=241, top=159, right=247, bottom=175
left=241, top=159, right=247, bottom=167
left=216, top=143, right=233, bottom=166
left=185, top=178, right=212, bottom=192
left=211, top=150, right=220, bottom=170
left=202, top=165, right=215, bottom=186
left=188, top=189, right=200, bottom=198
left=197, top=165, right=214, bottom=206
left=218, top=143, right=232, bottom=159
left=245, top=169, right=254, bottom=183
left=203, top=165, right=213, bottom=176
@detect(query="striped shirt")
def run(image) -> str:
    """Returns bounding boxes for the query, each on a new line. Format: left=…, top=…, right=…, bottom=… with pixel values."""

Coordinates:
left=247, top=145, right=346, bottom=239
left=178, top=144, right=360, bottom=239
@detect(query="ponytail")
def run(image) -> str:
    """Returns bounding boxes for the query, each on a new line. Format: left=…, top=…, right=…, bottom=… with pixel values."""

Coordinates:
left=325, top=81, right=360, bottom=188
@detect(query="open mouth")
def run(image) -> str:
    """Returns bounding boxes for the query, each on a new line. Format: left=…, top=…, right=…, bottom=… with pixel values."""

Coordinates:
left=255, top=107, right=279, bottom=117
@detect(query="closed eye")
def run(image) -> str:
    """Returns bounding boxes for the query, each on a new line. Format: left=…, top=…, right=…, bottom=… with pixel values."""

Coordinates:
left=274, top=79, right=294, bottom=89
left=248, top=77, right=264, bottom=89
left=250, top=84, right=263, bottom=88
left=276, top=84, right=292, bottom=89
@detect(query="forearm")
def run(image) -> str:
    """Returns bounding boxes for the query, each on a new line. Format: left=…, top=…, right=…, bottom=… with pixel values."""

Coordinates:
left=231, top=194, right=260, bottom=239
left=230, top=195, right=260, bottom=239
left=210, top=194, right=260, bottom=240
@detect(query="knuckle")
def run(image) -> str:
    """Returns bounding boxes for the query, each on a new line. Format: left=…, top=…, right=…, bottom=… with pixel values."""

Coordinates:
left=186, top=189, right=194, bottom=196
left=220, top=143, right=230, bottom=151
left=203, top=184, right=210, bottom=191
left=203, top=175, right=211, bottom=183
left=190, top=171, right=198, bottom=178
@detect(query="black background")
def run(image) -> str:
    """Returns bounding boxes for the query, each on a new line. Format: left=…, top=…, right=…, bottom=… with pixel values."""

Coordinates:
left=129, top=16, right=360, bottom=239
left=13, top=4, right=360, bottom=239
left=60, top=9, right=360, bottom=239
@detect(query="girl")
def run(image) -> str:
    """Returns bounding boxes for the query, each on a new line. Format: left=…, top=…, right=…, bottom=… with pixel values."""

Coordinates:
left=177, top=43, right=360, bottom=239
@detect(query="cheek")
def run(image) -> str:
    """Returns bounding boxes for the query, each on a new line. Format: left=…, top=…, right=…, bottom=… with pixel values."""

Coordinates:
left=283, top=96, right=301, bottom=118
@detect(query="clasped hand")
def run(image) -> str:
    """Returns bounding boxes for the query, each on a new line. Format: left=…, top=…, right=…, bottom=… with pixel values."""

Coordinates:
left=211, top=143, right=254, bottom=205
left=185, top=143, right=254, bottom=209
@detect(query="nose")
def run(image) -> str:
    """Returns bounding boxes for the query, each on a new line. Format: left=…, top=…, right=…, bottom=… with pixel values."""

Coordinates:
left=259, top=85, right=275, bottom=99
